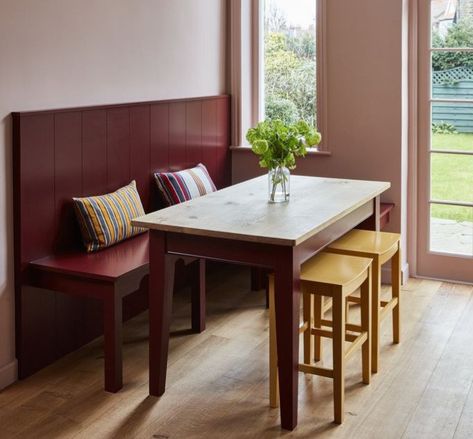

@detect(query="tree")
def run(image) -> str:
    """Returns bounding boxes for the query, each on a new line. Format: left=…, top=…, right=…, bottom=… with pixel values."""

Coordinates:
left=264, top=30, right=316, bottom=127
left=265, top=2, right=287, bottom=33
left=286, top=28, right=316, bottom=59
left=432, top=19, right=473, bottom=71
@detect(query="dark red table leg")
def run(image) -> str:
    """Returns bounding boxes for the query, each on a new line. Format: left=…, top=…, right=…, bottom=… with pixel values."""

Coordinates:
left=273, top=248, right=301, bottom=431
left=103, top=288, right=123, bottom=393
left=149, top=230, right=175, bottom=396
left=191, top=258, right=206, bottom=333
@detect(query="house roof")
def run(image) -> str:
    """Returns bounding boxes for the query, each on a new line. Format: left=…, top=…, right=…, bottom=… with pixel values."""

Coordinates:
left=432, top=0, right=458, bottom=23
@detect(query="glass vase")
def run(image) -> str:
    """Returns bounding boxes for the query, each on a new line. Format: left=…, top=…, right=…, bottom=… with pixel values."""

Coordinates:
left=268, top=166, right=290, bottom=203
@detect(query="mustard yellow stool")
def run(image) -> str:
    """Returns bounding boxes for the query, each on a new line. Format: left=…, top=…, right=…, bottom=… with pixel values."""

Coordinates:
left=326, top=230, right=401, bottom=373
left=269, top=252, right=372, bottom=424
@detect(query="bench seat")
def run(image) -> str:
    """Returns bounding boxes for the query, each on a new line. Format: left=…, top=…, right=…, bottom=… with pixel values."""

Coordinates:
left=28, top=232, right=205, bottom=393
left=380, top=203, right=395, bottom=230
left=30, top=232, right=150, bottom=282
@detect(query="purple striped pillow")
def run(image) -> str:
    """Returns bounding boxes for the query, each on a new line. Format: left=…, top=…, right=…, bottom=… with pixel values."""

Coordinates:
left=154, top=163, right=217, bottom=206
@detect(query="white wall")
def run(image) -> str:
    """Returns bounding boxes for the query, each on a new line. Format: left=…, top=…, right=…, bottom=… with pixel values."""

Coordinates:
left=0, top=0, right=227, bottom=389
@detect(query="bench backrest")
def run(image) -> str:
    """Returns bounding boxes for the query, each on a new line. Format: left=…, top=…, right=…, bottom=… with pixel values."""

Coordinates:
left=13, top=95, right=230, bottom=275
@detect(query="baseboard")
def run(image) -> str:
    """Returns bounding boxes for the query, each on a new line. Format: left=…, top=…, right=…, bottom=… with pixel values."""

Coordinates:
left=0, top=359, right=18, bottom=391
left=381, top=262, right=410, bottom=285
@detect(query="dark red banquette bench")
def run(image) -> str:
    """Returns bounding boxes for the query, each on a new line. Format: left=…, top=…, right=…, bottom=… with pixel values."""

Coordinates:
left=13, top=95, right=231, bottom=392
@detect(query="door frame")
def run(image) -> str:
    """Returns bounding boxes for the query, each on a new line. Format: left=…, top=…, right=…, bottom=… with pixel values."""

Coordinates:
left=414, top=0, right=473, bottom=284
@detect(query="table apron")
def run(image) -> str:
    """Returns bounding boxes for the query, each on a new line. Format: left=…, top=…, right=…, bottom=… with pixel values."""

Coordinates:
left=164, top=200, right=374, bottom=268
left=295, top=200, right=374, bottom=264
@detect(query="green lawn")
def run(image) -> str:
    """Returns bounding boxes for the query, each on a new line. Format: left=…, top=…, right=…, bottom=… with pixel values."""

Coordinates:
left=432, top=133, right=473, bottom=152
left=431, top=133, right=473, bottom=222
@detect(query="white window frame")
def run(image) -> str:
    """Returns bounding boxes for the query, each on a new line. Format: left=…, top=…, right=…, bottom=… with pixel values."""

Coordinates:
left=253, top=0, right=328, bottom=151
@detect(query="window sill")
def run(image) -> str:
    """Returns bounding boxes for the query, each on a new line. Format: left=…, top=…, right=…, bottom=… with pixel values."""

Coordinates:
left=230, top=145, right=332, bottom=157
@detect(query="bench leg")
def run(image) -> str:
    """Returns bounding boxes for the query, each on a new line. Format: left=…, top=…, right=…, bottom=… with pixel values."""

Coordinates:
left=191, top=259, right=206, bottom=333
left=103, top=291, right=123, bottom=393
left=251, top=267, right=270, bottom=309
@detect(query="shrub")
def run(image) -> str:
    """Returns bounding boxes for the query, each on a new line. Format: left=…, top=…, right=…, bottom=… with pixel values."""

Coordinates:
left=265, top=96, right=300, bottom=125
left=432, top=121, right=458, bottom=134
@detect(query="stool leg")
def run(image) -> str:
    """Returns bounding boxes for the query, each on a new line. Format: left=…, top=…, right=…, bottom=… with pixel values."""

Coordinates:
left=104, top=290, right=123, bottom=393
left=332, top=289, right=345, bottom=424
left=314, top=295, right=323, bottom=362
left=268, top=277, right=279, bottom=408
left=360, top=269, right=372, bottom=385
left=372, top=257, right=381, bottom=374
left=392, top=245, right=401, bottom=344
left=303, top=292, right=314, bottom=364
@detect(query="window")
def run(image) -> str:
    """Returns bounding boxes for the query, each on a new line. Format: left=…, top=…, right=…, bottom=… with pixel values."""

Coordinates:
left=260, top=0, right=326, bottom=148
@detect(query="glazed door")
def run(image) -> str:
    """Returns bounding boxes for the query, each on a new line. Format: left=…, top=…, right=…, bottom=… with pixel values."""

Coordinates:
left=417, top=0, right=473, bottom=282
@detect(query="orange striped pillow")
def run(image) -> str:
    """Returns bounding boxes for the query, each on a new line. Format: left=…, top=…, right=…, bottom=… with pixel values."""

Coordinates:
left=73, top=181, right=146, bottom=252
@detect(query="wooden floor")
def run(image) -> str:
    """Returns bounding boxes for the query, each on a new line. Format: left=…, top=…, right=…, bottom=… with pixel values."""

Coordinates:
left=1, top=265, right=473, bottom=439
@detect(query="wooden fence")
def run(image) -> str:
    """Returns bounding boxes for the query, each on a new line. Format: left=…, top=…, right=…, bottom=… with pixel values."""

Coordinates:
left=432, top=68, right=473, bottom=133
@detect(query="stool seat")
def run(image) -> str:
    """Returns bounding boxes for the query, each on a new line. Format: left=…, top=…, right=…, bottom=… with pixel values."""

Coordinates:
left=301, top=253, right=372, bottom=288
left=328, top=229, right=400, bottom=262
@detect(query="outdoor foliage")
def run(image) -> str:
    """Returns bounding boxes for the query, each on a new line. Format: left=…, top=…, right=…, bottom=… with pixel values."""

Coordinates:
left=432, top=19, right=473, bottom=71
left=432, top=121, right=458, bottom=134
left=264, top=5, right=316, bottom=127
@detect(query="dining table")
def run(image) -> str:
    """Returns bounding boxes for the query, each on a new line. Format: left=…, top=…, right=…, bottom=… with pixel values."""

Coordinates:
left=132, top=174, right=390, bottom=430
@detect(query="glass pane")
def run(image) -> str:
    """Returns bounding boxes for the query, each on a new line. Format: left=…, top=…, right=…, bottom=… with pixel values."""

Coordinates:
left=432, top=53, right=473, bottom=100
left=431, top=152, right=473, bottom=203
left=431, top=102, right=473, bottom=151
left=264, top=0, right=316, bottom=126
left=430, top=204, right=473, bottom=256
left=431, top=0, right=473, bottom=49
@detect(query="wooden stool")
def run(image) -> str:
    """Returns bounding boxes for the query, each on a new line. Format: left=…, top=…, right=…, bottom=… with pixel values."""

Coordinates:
left=269, top=252, right=372, bottom=424
left=326, top=229, right=401, bottom=373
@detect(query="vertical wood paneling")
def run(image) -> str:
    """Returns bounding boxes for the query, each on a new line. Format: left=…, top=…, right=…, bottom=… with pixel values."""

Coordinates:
left=216, top=98, right=231, bottom=188
left=53, top=111, right=84, bottom=357
left=150, top=104, right=169, bottom=210
left=107, top=108, right=130, bottom=192
left=20, top=114, right=55, bottom=263
left=19, top=287, right=56, bottom=378
left=82, top=110, right=107, bottom=196
left=54, top=112, right=82, bottom=252
left=18, top=113, right=56, bottom=378
left=130, top=105, right=151, bottom=211
left=150, top=104, right=169, bottom=172
left=186, top=101, right=203, bottom=166
left=82, top=299, right=103, bottom=346
left=169, top=103, right=187, bottom=169
left=202, top=99, right=218, bottom=186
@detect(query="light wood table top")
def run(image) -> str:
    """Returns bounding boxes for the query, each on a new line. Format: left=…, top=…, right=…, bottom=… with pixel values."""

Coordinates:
left=133, top=175, right=390, bottom=246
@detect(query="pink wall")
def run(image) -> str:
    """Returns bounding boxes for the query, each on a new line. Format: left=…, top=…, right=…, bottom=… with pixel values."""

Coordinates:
left=233, top=0, right=408, bottom=250
left=0, top=0, right=227, bottom=389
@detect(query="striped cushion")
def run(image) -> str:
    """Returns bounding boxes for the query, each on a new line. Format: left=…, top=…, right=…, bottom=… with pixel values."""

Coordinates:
left=154, top=163, right=217, bottom=206
left=73, top=181, right=146, bottom=252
